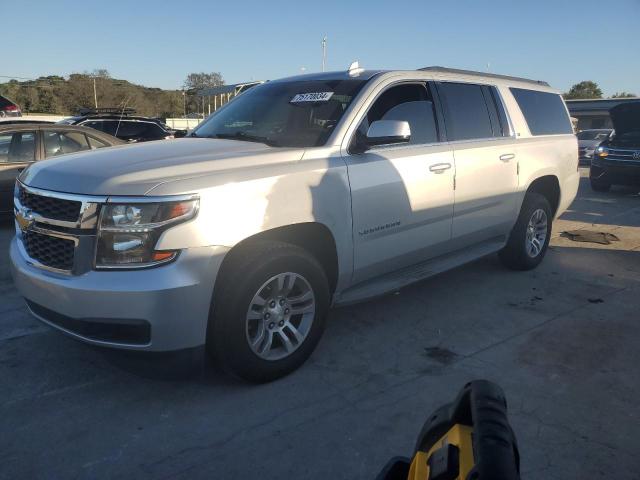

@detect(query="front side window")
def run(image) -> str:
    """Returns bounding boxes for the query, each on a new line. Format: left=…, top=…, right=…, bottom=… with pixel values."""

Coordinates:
left=352, top=83, right=439, bottom=150
left=192, top=79, right=367, bottom=147
left=438, top=82, right=495, bottom=141
left=510, top=88, right=573, bottom=136
left=0, top=132, right=36, bottom=162
left=43, top=131, right=90, bottom=158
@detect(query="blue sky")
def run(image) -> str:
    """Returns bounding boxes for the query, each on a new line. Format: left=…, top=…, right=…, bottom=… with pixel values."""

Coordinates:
left=3, top=0, right=639, bottom=96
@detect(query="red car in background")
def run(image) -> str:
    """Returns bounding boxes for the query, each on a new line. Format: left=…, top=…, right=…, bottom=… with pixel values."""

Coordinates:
left=0, top=95, right=21, bottom=117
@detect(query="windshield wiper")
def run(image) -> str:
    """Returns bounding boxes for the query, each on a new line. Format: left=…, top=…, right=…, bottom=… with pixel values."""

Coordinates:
left=210, top=132, right=280, bottom=147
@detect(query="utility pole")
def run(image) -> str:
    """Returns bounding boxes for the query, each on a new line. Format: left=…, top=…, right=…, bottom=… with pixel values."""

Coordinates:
left=93, top=77, right=98, bottom=108
left=322, top=36, right=327, bottom=72
left=182, top=90, right=186, bottom=117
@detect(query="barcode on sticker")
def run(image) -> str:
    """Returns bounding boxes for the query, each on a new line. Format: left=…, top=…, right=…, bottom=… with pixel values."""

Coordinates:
left=291, top=92, right=334, bottom=103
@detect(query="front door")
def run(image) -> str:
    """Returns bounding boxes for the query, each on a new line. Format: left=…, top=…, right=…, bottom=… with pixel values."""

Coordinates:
left=345, top=82, right=455, bottom=283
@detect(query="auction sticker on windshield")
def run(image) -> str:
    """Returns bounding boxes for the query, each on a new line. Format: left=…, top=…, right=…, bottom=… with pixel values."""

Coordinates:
left=291, top=92, right=334, bottom=103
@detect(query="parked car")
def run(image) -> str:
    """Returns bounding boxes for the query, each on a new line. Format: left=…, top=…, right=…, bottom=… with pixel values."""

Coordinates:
left=0, top=95, right=21, bottom=117
left=0, top=119, right=54, bottom=125
left=10, top=66, right=579, bottom=382
left=0, top=123, right=123, bottom=214
left=58, top=108, right=186, bottom=142
left=577, top=129, right=612, bottom=165
left=590, top=102, right=640, bottom=191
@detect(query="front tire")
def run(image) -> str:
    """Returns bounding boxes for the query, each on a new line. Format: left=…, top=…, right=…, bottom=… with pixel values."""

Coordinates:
left=499, top=193, right=552, bottom=271
left=208, top=240, right=330, bottom=383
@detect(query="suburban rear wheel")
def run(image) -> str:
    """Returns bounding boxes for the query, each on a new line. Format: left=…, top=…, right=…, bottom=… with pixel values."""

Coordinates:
left=499, top=193, right=552, bottom=271
left=590, top=178, right=611, bottom=192
left=209, top=240, right=330, bottom=383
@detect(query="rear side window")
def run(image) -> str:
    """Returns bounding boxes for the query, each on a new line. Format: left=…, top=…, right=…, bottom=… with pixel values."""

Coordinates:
left=116, top=121, right=165, bottom=140
left=437, top=82, right=494, bottom=141
left=83, top=120, right=118, bottom=136
left=87, top=136, right=109, bottom=149
left=510, top=88, right=573, bottom=135
left=43, top=131, right=90, bottom=158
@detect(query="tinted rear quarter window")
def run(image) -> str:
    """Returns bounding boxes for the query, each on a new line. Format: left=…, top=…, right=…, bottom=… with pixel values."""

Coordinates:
left=438, top=82, right=494, bottom=141
left=510, top=88, right=573, bottom=135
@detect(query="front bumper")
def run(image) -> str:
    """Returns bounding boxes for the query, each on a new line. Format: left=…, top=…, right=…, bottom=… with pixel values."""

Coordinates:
left=10, top=237, right=229, bottom=351
left=590, top=160, right=640, bottom=186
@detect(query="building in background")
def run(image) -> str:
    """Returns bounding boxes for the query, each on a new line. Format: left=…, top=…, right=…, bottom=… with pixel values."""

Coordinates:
left=566, top=98, right=640, bottom=131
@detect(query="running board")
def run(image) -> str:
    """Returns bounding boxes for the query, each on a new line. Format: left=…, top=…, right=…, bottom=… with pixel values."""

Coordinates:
left=334, top=237, right=506, bottom=306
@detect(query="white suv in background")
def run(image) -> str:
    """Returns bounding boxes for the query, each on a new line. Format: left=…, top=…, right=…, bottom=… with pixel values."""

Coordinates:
left=11, top=66, right=579, bottom=381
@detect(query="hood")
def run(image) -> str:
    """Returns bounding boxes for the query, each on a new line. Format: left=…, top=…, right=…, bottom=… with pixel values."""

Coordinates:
left=20, top=138, right=305, bottom=196
left=609, top=102, right=640, bottom=136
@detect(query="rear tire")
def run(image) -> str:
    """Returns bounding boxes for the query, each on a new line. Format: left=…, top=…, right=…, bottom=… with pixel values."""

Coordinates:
left=590, top=178, right=611, bottom=192
left=499, top=193, right=552, bottom=271
left=208, top=240, right=330, bottom=383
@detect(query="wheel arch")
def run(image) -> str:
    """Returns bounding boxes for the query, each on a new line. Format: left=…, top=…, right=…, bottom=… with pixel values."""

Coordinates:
left=216, top=222, right=340, bottom=296
left=524, top=175, right=561, bottom=217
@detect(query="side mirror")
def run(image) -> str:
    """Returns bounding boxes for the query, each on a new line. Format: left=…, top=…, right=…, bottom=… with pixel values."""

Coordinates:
left=365, top=120, right=411, bottom=148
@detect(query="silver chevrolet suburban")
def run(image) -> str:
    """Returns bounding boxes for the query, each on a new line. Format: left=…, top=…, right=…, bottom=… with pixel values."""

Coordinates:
left=10, top=66, right=579, bottom=382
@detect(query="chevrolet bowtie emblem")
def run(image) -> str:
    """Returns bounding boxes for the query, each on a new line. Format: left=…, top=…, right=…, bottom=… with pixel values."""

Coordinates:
left=16, top=206, right=34, bottom=232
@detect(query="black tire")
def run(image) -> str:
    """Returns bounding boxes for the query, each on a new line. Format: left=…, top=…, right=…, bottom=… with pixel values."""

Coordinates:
left=590, top=178, right=611, bottom=192
left=208, top=240, right=330, bottom=383
left=499, top=193, right=552, bottom=271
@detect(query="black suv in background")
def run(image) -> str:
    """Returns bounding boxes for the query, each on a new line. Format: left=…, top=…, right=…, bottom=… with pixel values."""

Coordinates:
left=58, top=108, right=186, bottom=142
left=0, top=95, right=21, bottom=117
left=591, top=102, right=640, bottom=191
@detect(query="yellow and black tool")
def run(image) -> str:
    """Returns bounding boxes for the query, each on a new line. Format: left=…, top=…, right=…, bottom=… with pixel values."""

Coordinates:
left=376, top=380, right=520, bottom=480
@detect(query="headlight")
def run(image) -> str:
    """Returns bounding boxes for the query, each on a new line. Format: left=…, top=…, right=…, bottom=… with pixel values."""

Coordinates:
left=96, top=197, right=198, bottom=269
left=595, top=146, right=609, bottom=157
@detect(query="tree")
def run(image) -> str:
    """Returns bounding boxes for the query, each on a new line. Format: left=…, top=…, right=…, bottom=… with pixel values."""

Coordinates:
left=611, top=91, right=637, bottom=98
left=563, top=81, right=603, bottom=100
left=183, top=72, right=224, bottom=92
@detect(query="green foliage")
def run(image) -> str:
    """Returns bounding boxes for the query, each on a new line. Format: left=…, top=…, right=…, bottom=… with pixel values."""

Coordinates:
left=0, top=71, right=216, bottom=118
left=611, top=91, right=637, bottom=98
left=563, top=81, right=603, bottom=100
left=183, top=72, right=224, bottom=91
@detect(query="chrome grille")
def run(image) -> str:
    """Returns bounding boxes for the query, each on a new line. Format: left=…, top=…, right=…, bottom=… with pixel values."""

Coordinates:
left=607, top=148, right=640, bottom=163
left=23, top=230, right=75, bottom=271
left=18, top=186, right=81, bottom=222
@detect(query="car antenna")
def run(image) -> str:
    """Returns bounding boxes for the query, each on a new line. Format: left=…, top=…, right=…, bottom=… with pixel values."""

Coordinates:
left=115, top=97, right=131, bottom=138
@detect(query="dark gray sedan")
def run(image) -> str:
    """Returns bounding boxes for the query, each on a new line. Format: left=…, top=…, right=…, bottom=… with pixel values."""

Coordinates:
left=0, top=123, right=123, bottom=214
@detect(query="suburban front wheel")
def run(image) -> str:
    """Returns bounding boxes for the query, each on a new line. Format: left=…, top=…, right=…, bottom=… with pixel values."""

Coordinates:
left=209, top=240, right=330, bottom=382
left=499, top=193, right=552, bottom=271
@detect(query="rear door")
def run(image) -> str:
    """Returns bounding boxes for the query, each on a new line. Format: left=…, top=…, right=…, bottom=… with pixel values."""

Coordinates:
left=436, top=82, right=518, bottom=244
left=0, top=130, right=38, bottom=213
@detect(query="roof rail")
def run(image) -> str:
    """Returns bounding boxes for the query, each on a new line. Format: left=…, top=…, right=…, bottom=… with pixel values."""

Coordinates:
left=77, top=107, right=137, bottom=116
left=418, top=66, right=549, bottom=87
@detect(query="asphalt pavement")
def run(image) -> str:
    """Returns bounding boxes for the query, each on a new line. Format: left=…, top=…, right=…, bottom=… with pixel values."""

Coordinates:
left=1, top=169, right=639, bottom=479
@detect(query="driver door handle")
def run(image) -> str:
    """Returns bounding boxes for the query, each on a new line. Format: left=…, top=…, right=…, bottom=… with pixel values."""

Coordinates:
left=429, top=162, right=452, bottom=174
left=500, top=153, right=516, bottom=162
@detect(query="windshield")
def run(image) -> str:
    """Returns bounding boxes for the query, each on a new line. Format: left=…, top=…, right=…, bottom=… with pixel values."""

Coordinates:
left=577, top=130, right=611, bottom=140
left=191, top=79, right=367, bottom=147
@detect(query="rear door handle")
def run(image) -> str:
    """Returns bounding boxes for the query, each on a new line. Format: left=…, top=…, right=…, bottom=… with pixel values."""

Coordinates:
left=429, top=162, right=452, bottom=173
left=500, top=153, right=516, bottom=162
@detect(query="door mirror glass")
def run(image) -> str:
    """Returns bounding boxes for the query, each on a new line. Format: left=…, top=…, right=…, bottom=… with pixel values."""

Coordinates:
left=366, top=120, right=411, bottom=147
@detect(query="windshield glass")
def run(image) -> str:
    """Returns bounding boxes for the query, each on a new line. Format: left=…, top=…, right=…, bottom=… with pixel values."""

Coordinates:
left=577, top=130, right=611, bottom=140
left=192, top=79, right=367, bottom=147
